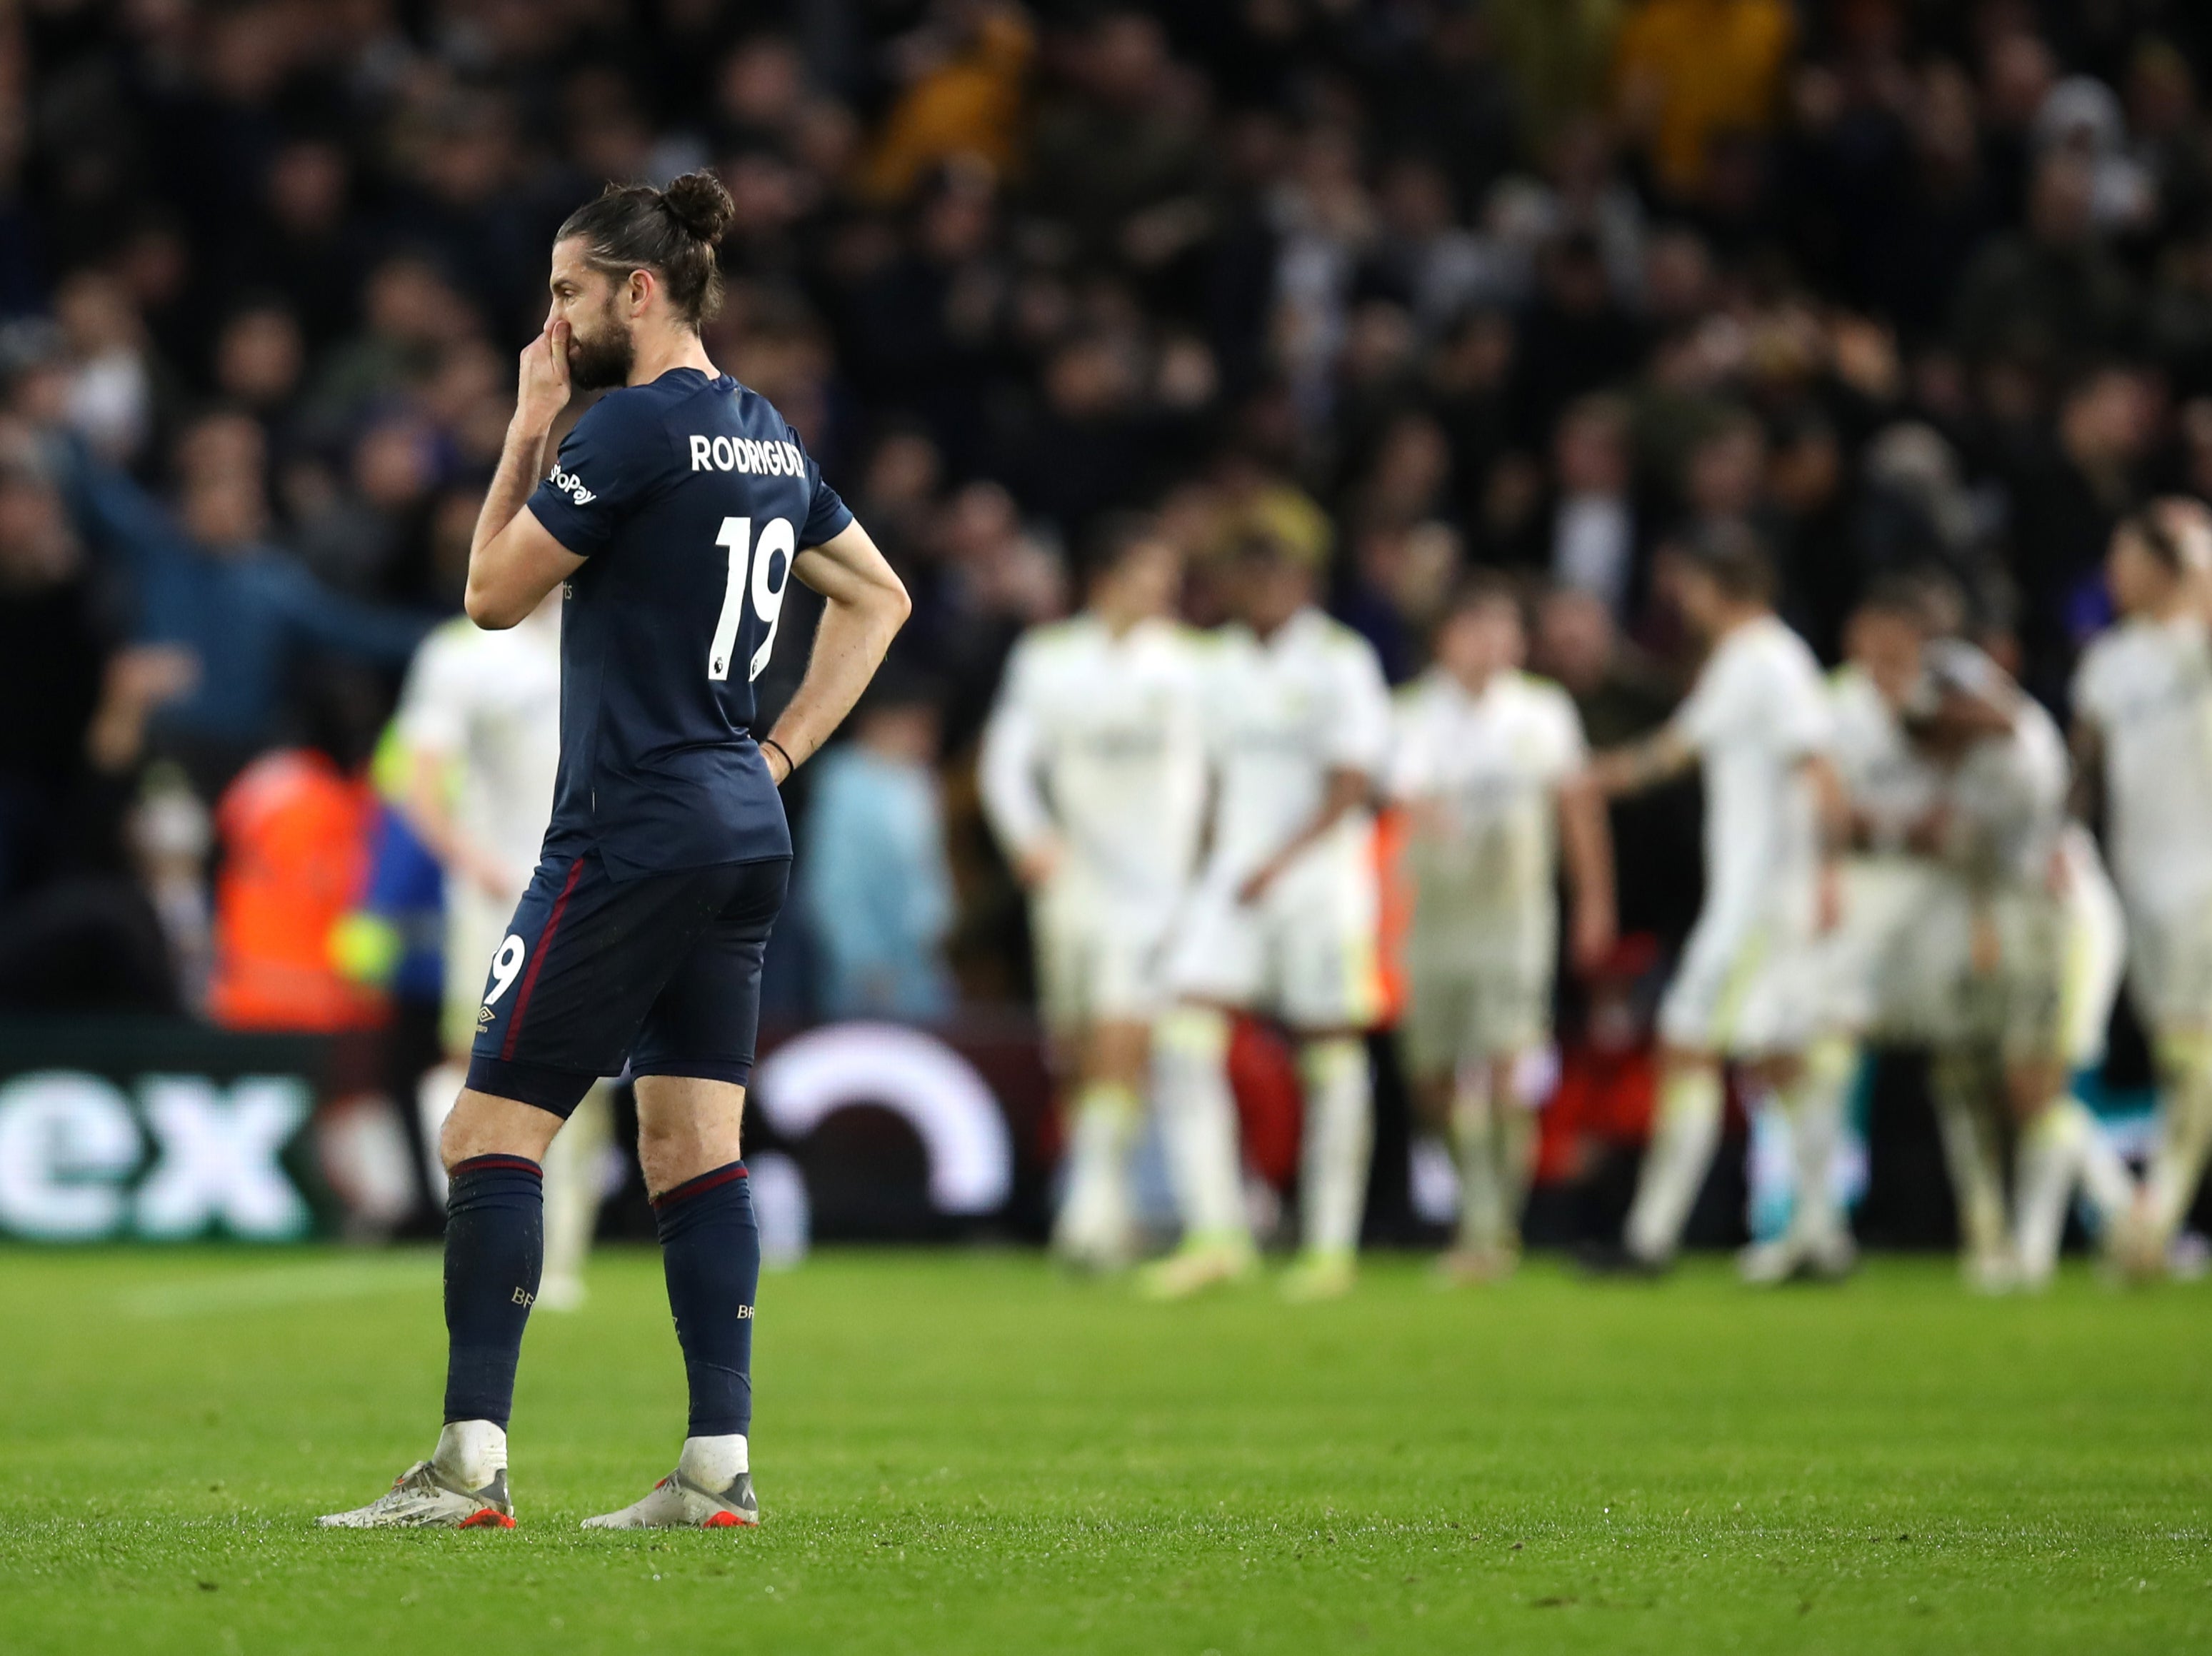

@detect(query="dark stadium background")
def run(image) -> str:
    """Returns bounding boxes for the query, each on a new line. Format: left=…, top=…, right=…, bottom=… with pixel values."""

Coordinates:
left=0, top=0, right=2207, bottom=1253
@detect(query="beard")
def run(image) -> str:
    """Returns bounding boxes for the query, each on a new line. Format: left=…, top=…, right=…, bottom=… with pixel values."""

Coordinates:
left=565, top=300, right=636, bottom=391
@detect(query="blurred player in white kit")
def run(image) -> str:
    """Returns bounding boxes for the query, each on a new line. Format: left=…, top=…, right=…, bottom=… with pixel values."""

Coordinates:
left=1824, top=587, right=2008, bottom=1285
left=1918, top=630, right=2134, bottom=1289
left=2073, top=499, right=2212, bottom=1277
left=1589, top=528, right=1853, bottom=1280
left=979, top=515, right=1206, bottom=1270
left=1145, top=532, right=1393, bottom=1301
left=1388, top=575, right=1613, bottom=1281
left=394, top=591, right=611, bottom=1309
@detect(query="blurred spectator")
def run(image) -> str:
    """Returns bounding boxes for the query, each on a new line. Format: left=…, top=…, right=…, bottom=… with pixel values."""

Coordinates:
left=801, top=678, right=957, bottom=1023
left=1546, top=393, right=1639, bottom=617
left=231, top=140, right=367, bottom=356
left=859, top=3, right=1036, bottom=204
left=1361, top=156, right=1505, bottom=342
left=212, top=302, right=307, bottom=445
left=1951, top=151, right=2137, bottom=368
left=1513, top=232, right=1646, bottom=446
left=54, top=268, right=164, bottom=468
left=1534, top=584, right=1674, bottom=747
left=1531, top=584, right=1696, bottom=943
left=2003, top=363, right=2157, bottom=696
left=205, top=736, right=381, bottom=1034
left=919, top=481, right=1065, bottom=747
left=839, top=161, right=1006, bottom=473
left=69, top=418, right=428, bottom=786
left=305, top=256, right=476, bottom=439
left=1491, top=0, right=1628, bottom=156
left=0, top=458, right=189, bottom=894
left=290, top=418, right=441, bottom=600
left=1612, top=0, right=1796, bottom=200
left=1026, top=9, right=1206, bottom=272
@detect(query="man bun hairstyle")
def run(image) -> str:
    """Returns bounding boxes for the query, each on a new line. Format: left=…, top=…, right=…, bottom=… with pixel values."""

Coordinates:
left=556, top=170, right=736, bottom=328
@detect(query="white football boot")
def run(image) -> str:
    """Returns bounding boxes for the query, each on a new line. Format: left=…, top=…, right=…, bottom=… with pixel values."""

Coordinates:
left=1735, top=1234, right=1806, bottom=1286
left=583, top=1469, right=759, bottom=1530
left=1134, top=1234, right=1258, bottom=1300
left=1278, top=1248, right=1357, bottom=1302
left=318, top=1460, right=514, bottom=1529
left=319, top=1421, right=515, bottom=1529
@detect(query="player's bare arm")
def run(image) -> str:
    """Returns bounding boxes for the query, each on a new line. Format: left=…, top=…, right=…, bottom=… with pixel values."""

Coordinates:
left=395, top=743, right=522, bottom=902
left=1588, top=728, right=1694, bottom=798
left=1799, top=750, right=1850, bottom=932
left=1556, top=769, right=1617, bottom=972
left=2068, top=715, right=2105, bottom=828
left=1236, top=765, right=1369, bottom=905
left=976, top=683, right=1058, bottom=887
left=759, top=519, right=911, bottom=784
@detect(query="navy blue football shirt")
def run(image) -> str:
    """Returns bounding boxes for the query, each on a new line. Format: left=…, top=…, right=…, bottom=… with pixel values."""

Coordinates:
left=525, top=367, right=852, bottom=879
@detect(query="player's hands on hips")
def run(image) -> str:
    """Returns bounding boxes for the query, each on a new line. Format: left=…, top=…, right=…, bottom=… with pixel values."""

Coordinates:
left=516, top=319, right=573, bottom=433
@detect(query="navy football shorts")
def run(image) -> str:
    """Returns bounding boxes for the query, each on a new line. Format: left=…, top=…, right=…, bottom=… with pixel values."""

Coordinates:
left=466, top=850, right=791, bottom=1117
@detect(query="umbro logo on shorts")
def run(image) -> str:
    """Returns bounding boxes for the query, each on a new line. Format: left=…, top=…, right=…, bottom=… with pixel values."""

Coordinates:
left=478, top=1004, right=496, bottom=1028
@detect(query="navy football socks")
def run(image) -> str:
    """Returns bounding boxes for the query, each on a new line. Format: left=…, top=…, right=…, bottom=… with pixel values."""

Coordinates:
left=442, top=1155, right=545, bottom=1429
left=654, top=1162, right=759, bottom=1438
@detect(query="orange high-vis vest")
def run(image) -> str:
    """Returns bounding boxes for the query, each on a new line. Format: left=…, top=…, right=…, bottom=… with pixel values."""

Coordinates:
left=206, top=749, right=385, bottom=1033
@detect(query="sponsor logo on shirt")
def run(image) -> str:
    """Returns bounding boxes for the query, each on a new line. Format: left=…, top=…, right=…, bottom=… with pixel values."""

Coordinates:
left=689, top=434, right=805, bottom=477
left=548, top=463, right=595, bottom=505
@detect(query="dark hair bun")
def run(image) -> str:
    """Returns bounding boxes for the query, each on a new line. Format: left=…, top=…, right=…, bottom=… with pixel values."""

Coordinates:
left=661, top=171, right=736, bottom=244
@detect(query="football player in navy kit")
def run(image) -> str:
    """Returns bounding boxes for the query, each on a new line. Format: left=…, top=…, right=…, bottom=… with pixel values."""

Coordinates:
left=322, top=172, right=909, bottom=1531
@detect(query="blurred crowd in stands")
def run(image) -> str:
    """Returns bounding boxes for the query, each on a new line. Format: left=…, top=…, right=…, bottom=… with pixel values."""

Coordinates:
left=1, top=0, right=2210, bottom=1083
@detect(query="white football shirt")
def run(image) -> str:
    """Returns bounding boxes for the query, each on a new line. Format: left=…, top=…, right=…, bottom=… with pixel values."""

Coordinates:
left=1826, top=664, right=1945, bottom=853
left=978, top=613, right=1208, bottom=903
left=2073, top=611, right=2212, bottom=913
left=1390, top=666, right=1585, bottom=927
left=1197, top=606, right=1393, bottom=885
left=1942, top=678, right=2070, bottom=888
left=393, top=609, right=564, bottom=882
left=1670, top=613, right=1833, bottom=928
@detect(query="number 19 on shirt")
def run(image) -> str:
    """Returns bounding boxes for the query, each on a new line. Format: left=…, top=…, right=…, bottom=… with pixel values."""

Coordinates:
left=709, top=515, right=794, bottom=683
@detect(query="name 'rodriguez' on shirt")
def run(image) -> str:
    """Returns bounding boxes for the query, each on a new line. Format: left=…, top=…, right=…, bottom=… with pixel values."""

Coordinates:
left=688, top=434, right=806, bottom=476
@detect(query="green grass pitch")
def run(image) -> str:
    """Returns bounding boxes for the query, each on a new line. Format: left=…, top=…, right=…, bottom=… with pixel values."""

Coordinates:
left=1, top=1248, right=2206, bottom=1653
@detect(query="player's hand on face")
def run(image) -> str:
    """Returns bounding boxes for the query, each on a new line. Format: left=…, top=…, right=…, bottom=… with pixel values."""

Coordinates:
left=516, top=320, right=574, bottom=431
